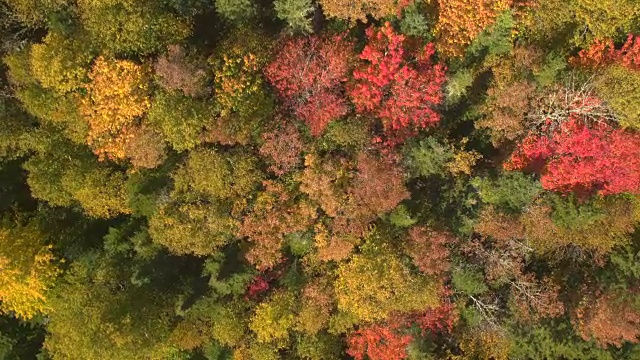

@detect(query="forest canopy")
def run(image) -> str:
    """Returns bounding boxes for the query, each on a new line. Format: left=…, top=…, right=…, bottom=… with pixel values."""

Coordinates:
left=0, top=0, right=640, bottom=359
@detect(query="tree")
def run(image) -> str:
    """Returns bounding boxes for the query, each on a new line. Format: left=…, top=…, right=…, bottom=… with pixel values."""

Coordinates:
left=29, top=30, right=95, bottom=94
left=44, top=257, right=178, bottom=359
left=265, top=35, right=353, bottom=136
left=154, top=44, right=209, bottom=97
left=215, top=0, right=257, bottom=24
left=575, top=290, right=640, bottom=348
left=240, top=180, right=317, bottom=270
left=506, top=118, right=640, bottom=196
left=274, top=0, right=315, bottom=34
left=334, top=242, right=440, bottom=322
left=122, top=125, right=167, bottom=169
left=318, top=0, right=409, bottom=23
left=79, top=56, right=151, bottom=161
left=171, top=147, right=263, bottom=204
left=403, top=226, right=451, bottom=278
left=23, top=133, right=131, bottom=218
left=249, top=290, right=297, bottom=345
left=434, top=0, right=513, bottom=58
left=147, top=90, right=214, bottom=151
left=347, top=322, right=413, bottom=360
left=258, top=121, right=305, bottom=176
left=0, top=219, right=61, bottom=320
left=349, top=23, right=446, bottom=145
left=76, top=0, right=191, bottom=55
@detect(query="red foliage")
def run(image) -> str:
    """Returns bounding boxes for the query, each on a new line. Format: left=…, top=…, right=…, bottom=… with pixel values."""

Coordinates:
left=349, top=22, right=446, bottom=145
left=506, top=118, right=640, bottom=196
left=245, top=276, right=269, bottom=299
left=347, top=323, right=413, bottom=360
left=419, top=302, right=456, bottom=334
left=265, top=35, right=353, bottom=136
left=572, top=34, right=640, bottom=70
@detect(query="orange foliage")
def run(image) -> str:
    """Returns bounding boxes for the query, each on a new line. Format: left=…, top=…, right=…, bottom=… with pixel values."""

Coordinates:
left=259, top=122, right=305, bottom=176
left=240, top=180, right=318, bottom=270
left=80, top=56, right=151, bottom=160
left=435, top=0, right=513, bottom=58
left=575, top=291, right=640, bottom=348
left=347, top=322, right=413, bottom=360
left=404, top=226, right=452, bottom=278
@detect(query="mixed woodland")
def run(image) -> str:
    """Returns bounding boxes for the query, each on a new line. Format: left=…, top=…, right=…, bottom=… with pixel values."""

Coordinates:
left=1, top=0, right=640, bottom=358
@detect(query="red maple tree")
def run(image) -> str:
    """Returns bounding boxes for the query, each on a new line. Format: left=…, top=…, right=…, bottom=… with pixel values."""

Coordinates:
left=349, top=22, right=446, bottom=145
left=571, top=34, right=640, bottom=70
left=264, top=35, right=353, bottom=136
left=506, top=118, right=640, bottom=196
left=347, top=322, right=413, bottom=360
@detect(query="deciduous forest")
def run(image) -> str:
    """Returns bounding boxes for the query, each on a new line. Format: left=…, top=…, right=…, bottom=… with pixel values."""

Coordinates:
left=0, top=0, right=640, bottom=359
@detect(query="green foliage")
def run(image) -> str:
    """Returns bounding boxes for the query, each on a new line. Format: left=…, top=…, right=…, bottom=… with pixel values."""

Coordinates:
left=548, top=195, right=606, bottom=230
left=44, top=257, right=178, bottom=360
left=23, top=134, right=130, bottom=218
left=274, top=0, right=315, bottom=34
left=215, top=0, right=257, bottom=24
left=319, top=119, right=370, bottom=152
left=534, top=53, right=567, bottom=88
left=466, top=10, right=515, bottom=59
left=387, top=204, right=417, bottom=228
left=508, top=321, right=615, bottom=360
left=399, top=2, right=432, bottom=39
left=295, top=333, right=342, bottom=360
left=77, top=0, right=191, bottom=55
left=452, top=267, right=488, bottom=296
left=148, top=202, right=238, bottom=255
left=596, top=65, right=640, bottom=130
left=472, top=172, right=542, bottom=213
left=172, top=147, right=263, bottom=202
left=29, top=30, right=95, bottom=94
left=250, top=291, right=297, bottom=344
left=445, top=69, right=474, bottom=104
left=405, top=137, right=455, bottom=177
left=147, top=91, right=214, bottom=151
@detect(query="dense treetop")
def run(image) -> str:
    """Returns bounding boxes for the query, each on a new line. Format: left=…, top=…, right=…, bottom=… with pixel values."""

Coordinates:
left=0, top=0, right=639, bottom=359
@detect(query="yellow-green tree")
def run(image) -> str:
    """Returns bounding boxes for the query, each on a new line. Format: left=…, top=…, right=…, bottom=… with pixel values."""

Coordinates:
left=334, top=241, right=440, bottom=323
left=0, top=220, right=62, bottom=320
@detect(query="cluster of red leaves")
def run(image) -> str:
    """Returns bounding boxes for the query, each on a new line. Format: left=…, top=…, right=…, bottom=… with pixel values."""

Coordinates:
left=349, top=22, right=446, bottom=145
left=265, top=35, right=353, bottom=136
left=347, top=322, right=413, bottom=360
left=405, top=226, right=452, bottom=278
left=417, top=288, right=457, bottom=334
left=572, top=34, right=640, bottom=70
left=506, top=118, right=640, bottom=196
left=245, top=276, right=269, bottom=299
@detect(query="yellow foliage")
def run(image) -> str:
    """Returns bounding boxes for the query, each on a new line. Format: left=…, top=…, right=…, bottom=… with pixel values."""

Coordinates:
left=80, top=56, right=151, bottom=160
left=29, top=31, right=94, bottom=94
left=334, top=247, right=439, bottom=322
left=249, top=291, right=296, bottom=345
left=435, top=0, right=512, bottom=58
left=573, top=0, right=640, bottom=41
left=456, top=329, right=511, bottom=360
left=0, top=224, right=62, bottom=320
left=447, top=150, right=482, bottom=176
left=318, top=0, right=402, bottom=23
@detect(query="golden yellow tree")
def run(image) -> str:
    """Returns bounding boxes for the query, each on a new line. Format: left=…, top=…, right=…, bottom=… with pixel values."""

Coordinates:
left=79, top=56, right=151, bottom=160
left=0, top=221, right=62, bottom=320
